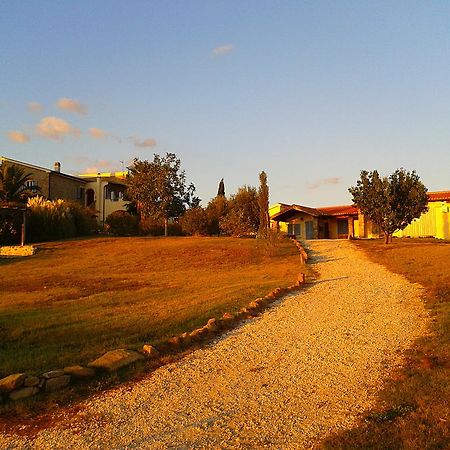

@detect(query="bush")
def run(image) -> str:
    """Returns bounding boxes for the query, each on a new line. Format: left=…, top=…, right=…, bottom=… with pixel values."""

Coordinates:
left=180, top=207, right=209, bottom=236
left=139, top=217, right=183, bottom=236
left=26, top=197, right=97, bottom=243
left=0, top=204, right=23, bottom=245
left=105, top=211, right=139, bottom=236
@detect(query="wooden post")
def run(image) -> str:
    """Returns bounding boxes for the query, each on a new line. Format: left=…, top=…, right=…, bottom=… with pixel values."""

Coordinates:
left=21, top=210, right=26, bottom=246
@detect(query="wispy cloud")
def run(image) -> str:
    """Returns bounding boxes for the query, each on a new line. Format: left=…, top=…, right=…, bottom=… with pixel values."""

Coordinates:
left=212, top=44, right=234, bottom=57
left=36, top=116, right=80, bottom=141
left=27, top=101, right=43, bottom=114
left=129, top=136, right=157, bottom=149
left=56, top=97, right=88, bottom=115
left=7, top=130, right=30, bottom=144
left=306, top=177, right=341, bottom=190
left=89, top=127, right=107, bottom=139
left=84, top=160, right=117, bottom=173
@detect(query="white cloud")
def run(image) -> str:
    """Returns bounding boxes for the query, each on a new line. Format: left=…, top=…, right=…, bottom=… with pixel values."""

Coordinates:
left=7, top=130, right=30, bottom=143
left=306, top=177, right=341, bottom=190
left=212, top=44, right=234, bottom=57
left=56, top=97, right=88, bottom=115
left=27, top=101, right=43, bottom=114
left=36, top=116, right=80, bottom=141
left=89, top=127, right=107, bottom=139
left=129, top=136, right=157, bottom=148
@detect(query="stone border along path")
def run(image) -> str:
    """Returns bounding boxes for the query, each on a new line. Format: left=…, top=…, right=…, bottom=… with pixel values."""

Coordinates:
left=0, top=240, right=428, bottom=449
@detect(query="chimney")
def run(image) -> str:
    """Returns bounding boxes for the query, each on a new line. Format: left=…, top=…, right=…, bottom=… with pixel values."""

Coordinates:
left=54, top=162, right=61, bottom=173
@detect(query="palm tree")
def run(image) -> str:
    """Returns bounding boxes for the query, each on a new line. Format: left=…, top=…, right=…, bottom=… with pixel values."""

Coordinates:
left=0, top=164, right=39, bottom=203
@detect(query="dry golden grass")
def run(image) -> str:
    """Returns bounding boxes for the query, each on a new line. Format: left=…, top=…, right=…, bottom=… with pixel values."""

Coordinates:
left=0, top=235, right=303, bottom=377
left=322, top=238, right=450, bottom=450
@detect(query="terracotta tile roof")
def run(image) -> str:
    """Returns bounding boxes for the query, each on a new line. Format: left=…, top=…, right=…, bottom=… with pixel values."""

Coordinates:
left=318, top=205, right=359, bottom=216
left=428, top=191, right=450, bottom=202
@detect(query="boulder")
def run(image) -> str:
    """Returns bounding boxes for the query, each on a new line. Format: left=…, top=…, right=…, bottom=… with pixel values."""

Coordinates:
left=23, top=376, right=40, bottom=387
left=9, top=386, right=39, bottom=401
left=205, top=318, right=218, bottom=332
left=180, top=332, right=192, bottom=345
left=44, top=375, right=71, bottom=392
left=0, top=373, right=26, bottom=393
left=42, top=370, right=65, bottom=379
left=64, top=365, right=96, bottom=378
left=167, top=336, right=181, bottom=347
left=142, top=345, right=160, bottom=359
left=189, top=328, right=206, bottom=341
left=88, top=349, right=144, bottom=372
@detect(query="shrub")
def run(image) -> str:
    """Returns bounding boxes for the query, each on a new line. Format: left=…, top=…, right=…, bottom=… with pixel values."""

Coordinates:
left=181, top=207, right=209, bottom=236
left=0, top=205, right=23, bottom=245
left=105, top=211, right=139, bottom=236
left=26, top=197, right=97, bottom=243
left=139, top=217, right=183, bottom=236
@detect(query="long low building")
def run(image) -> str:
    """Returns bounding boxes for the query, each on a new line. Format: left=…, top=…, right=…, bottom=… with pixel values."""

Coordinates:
left=270, top=191, right=450, bottom=240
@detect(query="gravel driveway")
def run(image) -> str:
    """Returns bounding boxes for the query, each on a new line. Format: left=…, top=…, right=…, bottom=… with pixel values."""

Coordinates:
left=0, top=240, right=428, bottom=449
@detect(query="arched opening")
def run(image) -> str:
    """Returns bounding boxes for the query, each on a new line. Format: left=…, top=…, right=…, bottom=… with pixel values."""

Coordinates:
left=86, top=188, right=95, bottom=207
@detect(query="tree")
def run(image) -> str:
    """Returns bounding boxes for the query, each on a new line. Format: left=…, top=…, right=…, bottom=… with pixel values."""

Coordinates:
left=258, top=171, right=270, bottom=238
left=205, top=195, right=228, bottom=235
left=220, top=186, right=259, bottom=236
left=217, top=178, right=225, bottom=197
left=0, top=164, right=39, bottom=203
left=180, top=206, right=209, bottom=236
left=126, top=153, right=200, bottom=236
left=349, top=169, right=428, bottom=244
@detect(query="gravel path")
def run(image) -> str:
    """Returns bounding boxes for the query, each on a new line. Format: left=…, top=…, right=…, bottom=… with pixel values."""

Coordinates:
left=0, top=240, right=428, bottom=449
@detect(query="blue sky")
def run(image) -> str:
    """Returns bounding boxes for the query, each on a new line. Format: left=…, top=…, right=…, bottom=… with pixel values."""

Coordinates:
left=1, top=1, right=449, bottom=206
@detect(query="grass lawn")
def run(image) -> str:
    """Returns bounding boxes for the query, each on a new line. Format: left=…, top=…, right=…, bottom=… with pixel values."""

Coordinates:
left=0, top=236, right=303, bottom=378
left=323, top=238, right=450, bottom=449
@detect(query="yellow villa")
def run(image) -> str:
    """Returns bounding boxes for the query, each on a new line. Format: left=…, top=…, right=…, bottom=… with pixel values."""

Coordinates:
left=270, top=191, right=450, bottom=240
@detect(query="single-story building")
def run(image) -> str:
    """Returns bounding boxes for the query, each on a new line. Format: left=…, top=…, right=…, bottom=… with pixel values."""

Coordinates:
left=270, top=191, right=450, bottom=240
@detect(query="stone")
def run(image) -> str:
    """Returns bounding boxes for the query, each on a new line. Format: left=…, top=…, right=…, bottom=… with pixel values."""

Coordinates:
left=42, top=370, right=65, bottom=379
left=64, top=365, right=96, bottom=378
left=0, top=373, right=26, bottom=393
left=142, top=345, right=160, bottom=359
left=247, top=301, right=260, bottom=310
left=204, top=318, right=218, bottom=332
left=222, top=312, right=235, bottom=320
left=88, top=349, right=144, bottom=372
left=167, top=336, right=181, bottom=347
left=44, top=375, right=71, bottom=392
left=180, top=332, right=191, bottom=345
left=9, top=387, right=39, bottom=401
left=189, top=328, right=206, bottom=341
left=23, top=376, right=40, bottom=387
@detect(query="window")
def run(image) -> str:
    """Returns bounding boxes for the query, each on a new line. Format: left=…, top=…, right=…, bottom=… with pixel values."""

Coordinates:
left=25, top=180, right=37, bottom=188
left=77, top=187, right=85, bottom=200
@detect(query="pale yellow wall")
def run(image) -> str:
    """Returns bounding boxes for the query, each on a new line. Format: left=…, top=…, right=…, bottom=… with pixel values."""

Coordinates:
left=269, top=203, right=288, bottom=233
left=394, top=201, right=450, bottom=240
left=85, top=180, right=127, bottom=224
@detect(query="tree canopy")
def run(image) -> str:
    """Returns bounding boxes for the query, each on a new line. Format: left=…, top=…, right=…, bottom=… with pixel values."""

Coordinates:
left=349, top=168, right=428, bottom=243
left=258, top=171, right=270, bottom=238
left=0, top=164, right=38, bottom=203
left=126, top=153, right=200, bottom=236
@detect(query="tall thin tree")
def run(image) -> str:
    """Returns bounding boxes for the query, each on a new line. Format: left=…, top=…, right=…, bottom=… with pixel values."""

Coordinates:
left=217, top=178, right=225, bottom=197
left=258, top=171, right=270, bottom=238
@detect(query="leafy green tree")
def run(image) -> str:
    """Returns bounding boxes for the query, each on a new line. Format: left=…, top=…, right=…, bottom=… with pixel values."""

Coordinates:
left=349, top=169, right=428, bottom=244
left=217, top=178, right=225, bottom=197
left=220, top=186, right=259, bottom=236
left=258, top=171, right=270, bottom=238
left=0, top=164, right=39, bottom=203
left=126, top=153, right=200, bottom=236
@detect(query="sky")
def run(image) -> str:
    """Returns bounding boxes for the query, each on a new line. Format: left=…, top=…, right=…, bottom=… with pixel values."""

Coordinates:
left=1, top=1, right=449, bottom=207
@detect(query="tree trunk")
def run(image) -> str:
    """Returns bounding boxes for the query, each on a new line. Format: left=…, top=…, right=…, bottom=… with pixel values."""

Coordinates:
left=384, top=231, right=392, bottom=244
left=164, top=217, right=168, bottom=237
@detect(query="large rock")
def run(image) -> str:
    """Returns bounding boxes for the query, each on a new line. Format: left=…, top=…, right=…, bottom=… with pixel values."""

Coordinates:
left=64, top=365, right=96, bottom=378
left=9, top=387, right=39, bottom=401
left=44, top=375, right=71, bottom=392
left=0, top=373, right=26, bottom=393
left=88, top=349, right=144, bottom=372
